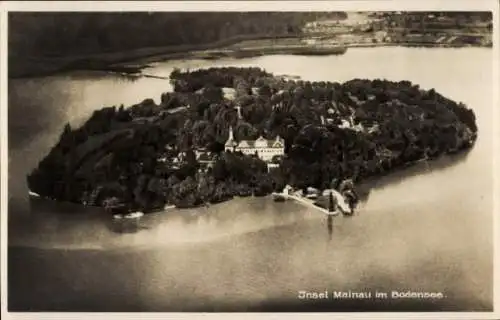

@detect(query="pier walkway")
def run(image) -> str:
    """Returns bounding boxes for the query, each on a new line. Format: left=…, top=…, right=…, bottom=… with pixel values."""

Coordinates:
left=282, top=189, right=352, bottom=216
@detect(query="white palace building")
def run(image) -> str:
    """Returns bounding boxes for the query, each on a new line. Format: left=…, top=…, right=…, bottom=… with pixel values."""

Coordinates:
left=225, top=127, right=285, bottom=162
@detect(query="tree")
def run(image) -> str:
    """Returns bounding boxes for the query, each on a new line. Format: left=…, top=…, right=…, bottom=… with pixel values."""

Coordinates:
left=27, top=66, right=478, bottom=212
left=258, top=84, right=272, bottom=98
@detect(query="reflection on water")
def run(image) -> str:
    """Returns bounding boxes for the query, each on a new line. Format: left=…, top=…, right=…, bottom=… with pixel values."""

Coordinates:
left=107, top=218, right=147, bottom=234
left=15, top=195, right=320, bottom=249
left=8, top=47, right=493, bottom=311
left=356, top=148, right=472, bottom=205
left=326, top=215, right=333, bottom=241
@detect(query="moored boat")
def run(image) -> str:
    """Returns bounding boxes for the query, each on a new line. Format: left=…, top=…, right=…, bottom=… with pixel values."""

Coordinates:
left=125, top=211, right=144, bottom=219
left=28, top=190, right=41, bottom=198
left=113, top=211, right=144, bottom=220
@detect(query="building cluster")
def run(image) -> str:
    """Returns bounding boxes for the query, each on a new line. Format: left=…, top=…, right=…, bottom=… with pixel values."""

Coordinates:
left=302, top=12, right=492, bottom=45
left=224, top=126, right=285, bottom=168
left=187, top=127, right=285, bottom=172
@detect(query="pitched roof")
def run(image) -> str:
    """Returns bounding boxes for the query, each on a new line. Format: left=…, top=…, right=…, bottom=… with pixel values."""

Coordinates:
left=235, top=136, right=285, bottom=149
left=238, top=140, right=251, bottom=148
left=272, top=140, right=284, bottom=148
left=254, top=136, right=268, bottom=148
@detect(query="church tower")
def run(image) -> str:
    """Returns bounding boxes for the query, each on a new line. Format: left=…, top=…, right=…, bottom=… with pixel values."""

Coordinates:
left=235, top=105, right=243, bottom=120
left=225, top=126, right=237, bottom=151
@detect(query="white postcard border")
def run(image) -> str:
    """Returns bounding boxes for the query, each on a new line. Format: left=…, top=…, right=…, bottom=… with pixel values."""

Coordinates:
left=1, top=1, right=498, bottom=320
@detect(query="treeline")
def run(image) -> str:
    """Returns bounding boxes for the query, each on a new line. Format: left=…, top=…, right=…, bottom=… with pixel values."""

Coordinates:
left=27, top=67, right=477, bottom=213
left=9, top=12, right=347, bottom=57
left=170, top=67, right=274, bottom=92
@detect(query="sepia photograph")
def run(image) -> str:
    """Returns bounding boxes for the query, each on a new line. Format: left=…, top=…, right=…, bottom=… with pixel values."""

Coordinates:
left=1, top=0, right=498, bottom=318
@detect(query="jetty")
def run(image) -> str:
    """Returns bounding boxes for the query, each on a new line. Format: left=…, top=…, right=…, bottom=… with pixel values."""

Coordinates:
left=288, top=193, right=340, bottom=216
left=273, top=185, right=352, bottom=216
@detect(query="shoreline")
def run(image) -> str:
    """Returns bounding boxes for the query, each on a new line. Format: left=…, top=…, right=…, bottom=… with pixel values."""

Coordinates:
left=26, top=148, right=472, bottom=217
left=9, top=40, right=491, bottom=79
left=23, top=66, right=478, bottom=217
left=8, top=34, right=300, bottom=79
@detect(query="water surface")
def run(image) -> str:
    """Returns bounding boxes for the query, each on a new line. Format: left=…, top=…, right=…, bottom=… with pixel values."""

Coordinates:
left=8, top=47, right=493, bottom=311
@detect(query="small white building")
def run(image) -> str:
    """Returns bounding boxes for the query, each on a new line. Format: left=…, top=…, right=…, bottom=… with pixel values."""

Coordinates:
left=225, top=127, right=285, bottom=162
left=267, top=163, right=280, bottom=171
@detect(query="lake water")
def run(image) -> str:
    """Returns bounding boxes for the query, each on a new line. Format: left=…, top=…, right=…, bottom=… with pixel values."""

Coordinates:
left=7, top=47, right=494, bottom=311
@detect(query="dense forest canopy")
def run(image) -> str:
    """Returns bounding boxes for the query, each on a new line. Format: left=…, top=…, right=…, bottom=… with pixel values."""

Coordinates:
left=27, top=67, right=477, bottom=213
left=9, top=12, right=347, bottom=56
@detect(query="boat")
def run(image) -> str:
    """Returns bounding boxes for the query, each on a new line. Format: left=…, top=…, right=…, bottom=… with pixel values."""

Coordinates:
left=113, top=211, right=144, bottom=220
left=28, top=190, right=41, bottom=198
left=306, top=193, right=318, bottom=200
left=125, top=211, right=144, bottom=219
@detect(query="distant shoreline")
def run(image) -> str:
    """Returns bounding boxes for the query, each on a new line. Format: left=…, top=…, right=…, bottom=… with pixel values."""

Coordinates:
left=8, top=34, right=300, bottom=79
left=8, top=37, right=491, bottom=79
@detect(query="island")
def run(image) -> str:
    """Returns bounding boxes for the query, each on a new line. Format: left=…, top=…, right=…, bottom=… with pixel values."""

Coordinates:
left=27, top=67, right=478, bottom=215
